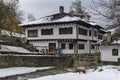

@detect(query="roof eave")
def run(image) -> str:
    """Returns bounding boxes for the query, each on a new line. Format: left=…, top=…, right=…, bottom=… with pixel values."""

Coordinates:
left=21, top=20, right=104, bottom=30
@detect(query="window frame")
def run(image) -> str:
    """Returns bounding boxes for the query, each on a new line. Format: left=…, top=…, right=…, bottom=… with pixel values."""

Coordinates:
left=94, top=30, right=98, bottom=37
left=28, top=30, right=38, bottom=37
left=59, top=27, right=73, bottom=35
left=61, top=43, right=65, bottom=49
left=79, top=44, right=85, bottom=50
left=98, top=34, right=103, bottom=39
left=112, top=49, right=118, bottom=56
left=91, top=44, right=95, bottom=49
left=79, top=28, right=88, bottom=36
left=89, top=30, right=91, bottom=36
left=69, top=43, right=73, bottom=50
left=41, top=28, right=53, bottom=35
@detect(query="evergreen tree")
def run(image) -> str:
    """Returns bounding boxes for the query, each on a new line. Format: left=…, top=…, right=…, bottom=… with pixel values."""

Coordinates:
left=0, top=0, right=23, bottom=36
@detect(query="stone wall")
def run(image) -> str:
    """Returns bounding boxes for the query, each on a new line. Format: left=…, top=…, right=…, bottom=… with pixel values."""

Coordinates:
left=0, top=55, right=73, bottom=68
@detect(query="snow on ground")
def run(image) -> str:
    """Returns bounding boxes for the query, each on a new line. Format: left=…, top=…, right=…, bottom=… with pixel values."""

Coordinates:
left=0, top=67, right=54, bottom=78
left=1, top=45, right=30, bottom=53
left=29, top=65, right=120, bottom=80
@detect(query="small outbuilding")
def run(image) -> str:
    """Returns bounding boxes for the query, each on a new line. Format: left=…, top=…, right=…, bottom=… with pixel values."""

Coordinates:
left=100, top=44, right=120, bottom=62
left=99, top=28, right=120, bottom=62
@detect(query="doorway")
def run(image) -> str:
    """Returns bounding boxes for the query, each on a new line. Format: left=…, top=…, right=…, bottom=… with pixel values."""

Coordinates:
left=49, top=43, right=56, bottom=54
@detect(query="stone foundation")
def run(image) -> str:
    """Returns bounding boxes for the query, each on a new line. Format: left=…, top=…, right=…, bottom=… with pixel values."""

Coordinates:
left=0, top=55, right=73, bottom=68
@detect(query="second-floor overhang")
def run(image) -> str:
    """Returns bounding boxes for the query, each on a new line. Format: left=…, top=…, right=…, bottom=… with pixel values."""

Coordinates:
left=21, top=20, right=104, bottom=30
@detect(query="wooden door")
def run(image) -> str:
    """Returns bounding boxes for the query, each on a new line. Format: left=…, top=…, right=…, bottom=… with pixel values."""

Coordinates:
left=49, top=43, right=56, bottom=54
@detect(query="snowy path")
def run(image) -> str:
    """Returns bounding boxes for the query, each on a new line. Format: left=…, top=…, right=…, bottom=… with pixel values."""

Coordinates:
left=29, top=65, right=120, bottom=80
left=0, top=67, right=54, bottom=78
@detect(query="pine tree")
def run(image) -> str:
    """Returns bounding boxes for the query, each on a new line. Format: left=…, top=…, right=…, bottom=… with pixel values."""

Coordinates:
left=0, top=0, right=23, bottom=36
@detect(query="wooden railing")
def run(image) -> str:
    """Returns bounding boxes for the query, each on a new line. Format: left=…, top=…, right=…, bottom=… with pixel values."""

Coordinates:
left=74, top=53, right=100, bottom=71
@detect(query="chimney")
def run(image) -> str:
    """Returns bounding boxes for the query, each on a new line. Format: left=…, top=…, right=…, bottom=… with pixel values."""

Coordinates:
left=106, top=31, right=111, bottom=44
left=59, top=6, right=64, bottom=14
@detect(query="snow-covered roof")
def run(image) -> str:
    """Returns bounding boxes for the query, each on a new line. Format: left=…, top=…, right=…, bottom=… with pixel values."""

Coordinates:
left=112, top=39, right=120, bottom=44
left=97, top=40, right=103, bottom=44
left=89, top=21, right=97, bottom=26
left=107, top=28, right=116, bottom=35
left=20, top=16, right=82, bottom=26
left=20, top=15, right=102, bottom=28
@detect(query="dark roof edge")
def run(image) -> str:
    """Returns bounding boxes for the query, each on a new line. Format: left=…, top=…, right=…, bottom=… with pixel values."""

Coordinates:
left=22, top=20, right=104, bottom=29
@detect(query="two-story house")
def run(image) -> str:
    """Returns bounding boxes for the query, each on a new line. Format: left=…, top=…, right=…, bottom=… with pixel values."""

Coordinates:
left=21, top=6, right=105, bottom=55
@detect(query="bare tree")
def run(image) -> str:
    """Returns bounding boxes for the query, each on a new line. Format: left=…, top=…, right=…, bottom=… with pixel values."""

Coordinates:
left=92, top=0, right=120, bottom=41
left=27, top=13, right=36, bottom=22
left=92, top=0, right=120, bottom=29
left=69, top=0, right=85, bottom=14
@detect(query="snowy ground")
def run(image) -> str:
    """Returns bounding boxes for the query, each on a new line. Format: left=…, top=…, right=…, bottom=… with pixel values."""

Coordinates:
left=29, top=65, right=120, bottom=80
left=1, top=45, right=30, bottom=53
left=0, top=67, right=54, bottom=78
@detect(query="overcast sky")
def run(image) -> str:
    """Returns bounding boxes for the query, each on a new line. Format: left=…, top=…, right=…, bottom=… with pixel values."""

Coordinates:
left=18, top=0, right=105, bottom=27
left=19, top=0, right=93, bottom=19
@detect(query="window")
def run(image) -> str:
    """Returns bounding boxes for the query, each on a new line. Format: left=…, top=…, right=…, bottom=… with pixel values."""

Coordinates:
left=79, top=28, right=87, bottom=36
left=94, top=31, right=97, bottom=37
left=89, top=30, right=91, bottom=36
left=79, top=44, right=85, bottom=50
left=41, top=29, right=53, bottom=35
left=59, top=27, right=72, bottom=34
left=28, top=30, right=38, bottom=37
left=69, top=43, right=73, bottom=50
left=61, top=43, right=65, bottom=49
left=91, top=44, right=95, bottom=49
left=98, top=34, right=103, bottom=39
left=112, top=49, right=118, bottom=56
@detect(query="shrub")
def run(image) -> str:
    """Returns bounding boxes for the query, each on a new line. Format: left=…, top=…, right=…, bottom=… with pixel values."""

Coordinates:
left=35, top=49, right=39, bottom=52
left=118, top=58, right=120, bottom=65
